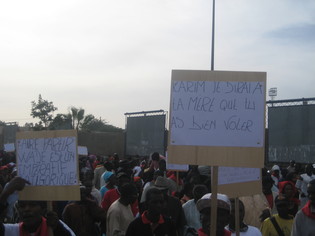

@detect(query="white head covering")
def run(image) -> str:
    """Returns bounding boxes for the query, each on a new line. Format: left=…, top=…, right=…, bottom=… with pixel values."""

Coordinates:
left=196, top=193, right=231, bottom=212
left=271, top=165, right=280, bottom=171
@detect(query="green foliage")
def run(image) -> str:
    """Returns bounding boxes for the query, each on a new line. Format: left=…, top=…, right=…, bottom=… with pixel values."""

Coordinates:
left=49, top=113, right=72, bottom=130
left=29, top=95, right=122, bottom=132
left=70, top=107, right=85, bottom=130
left=31, top=94, right=57, bottom=129
left=24, top=122, right=45, bottom=131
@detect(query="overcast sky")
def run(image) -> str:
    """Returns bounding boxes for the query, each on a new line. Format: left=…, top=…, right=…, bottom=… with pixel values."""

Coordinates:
left=1, top=0, right=314, bottom=128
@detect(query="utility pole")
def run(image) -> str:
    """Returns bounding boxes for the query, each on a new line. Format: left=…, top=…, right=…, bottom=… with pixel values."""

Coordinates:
left=211, top=0, right=215, bottom=71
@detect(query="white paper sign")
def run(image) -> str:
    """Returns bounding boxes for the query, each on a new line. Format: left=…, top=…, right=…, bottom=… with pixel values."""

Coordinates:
left=4, top=143, right=15, bottom=152
left=218, top=167, right=260, bottom=185
left=17, top=137, right=78, bottom=186
left=167, top=163, right=189, bottom=171
left=165, top=152, right=189, bottom=171
left=78, top=146, right=88, bottom=156
left=170, top=81, right=265, bottom=147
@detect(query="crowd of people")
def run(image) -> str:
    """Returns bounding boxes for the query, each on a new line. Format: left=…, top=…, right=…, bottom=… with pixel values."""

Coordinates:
left=0, top=150, right=315, bottom=236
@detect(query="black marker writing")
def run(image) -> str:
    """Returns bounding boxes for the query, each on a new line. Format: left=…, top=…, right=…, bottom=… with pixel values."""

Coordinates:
left=171, top=116, right=184, bottom=128
left=172, top=98, right=185, bottom=111
left=173, top=81, right=205, bottom=93
left=188, top=97, right=215, bottom=112
left=245, top=98, right=255, bottom=110
left=224, top=115, right=253, bottom=132
left=190, top=116, right=216, bottom=131
left=219, top=99, right=237, bottom=111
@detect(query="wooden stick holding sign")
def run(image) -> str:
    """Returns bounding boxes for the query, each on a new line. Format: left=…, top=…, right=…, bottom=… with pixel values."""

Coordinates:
left=47, top=201, right=53, bottom=212
left=210, top=166, right=218, bottom=236
left=235, top=197, right=240, bottom=236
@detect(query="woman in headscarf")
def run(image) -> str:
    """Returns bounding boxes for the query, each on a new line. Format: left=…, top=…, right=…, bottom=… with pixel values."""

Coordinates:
left=278, top=181, right=300, bottom=216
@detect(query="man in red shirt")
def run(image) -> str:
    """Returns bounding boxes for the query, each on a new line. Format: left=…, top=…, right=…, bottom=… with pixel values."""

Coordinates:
left=101, top=172, right=139, bottom=216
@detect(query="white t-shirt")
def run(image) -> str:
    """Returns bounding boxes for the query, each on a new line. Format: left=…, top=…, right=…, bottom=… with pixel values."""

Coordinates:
left=182, top=199, right=201, bottom=231
left=226, top=225, right=262, bottom=236
left=296, top=173, right=315, bottom=207
left=296, top=173, right=315, bottom=196
left=91, top=187, right=102, bottom=206
left=133, top=166, right=142, bottom=177
left=106, top=199, right=135, bottom=236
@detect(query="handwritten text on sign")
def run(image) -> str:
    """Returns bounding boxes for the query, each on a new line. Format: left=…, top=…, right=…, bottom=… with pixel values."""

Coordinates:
left=170, top=81, right=264, bottom=147
left=17, top=137, right=78, bottom=186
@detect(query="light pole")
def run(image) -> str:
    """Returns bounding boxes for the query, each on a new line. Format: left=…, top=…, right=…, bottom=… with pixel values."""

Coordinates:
left=211, top=0, right=215, bottom=71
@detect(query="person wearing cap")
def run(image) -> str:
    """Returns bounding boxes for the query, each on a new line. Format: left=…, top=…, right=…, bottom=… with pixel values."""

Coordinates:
left=101, top=172, right=139, bottom=216
left=126, top=188, right=177, bottom=236
left=291, top=179, right=315, bottom=235
left=260, top=196, right=294, bottom=236
left=106, top=183, right=138, bottom=236
left=140, top=170, right=164, bottom=205
left=143, top=176, right=186, bottom=236
left=116, top=159, right=134, bottom=178
left=100, top=171, right=116, bottom=199
left=158, top=176, right=187, bottom=233
left=99, top=161, right=115, bottom=189
left=295, top=164, right=315, bottom=208
left=196, top=193, right=232, bottom=236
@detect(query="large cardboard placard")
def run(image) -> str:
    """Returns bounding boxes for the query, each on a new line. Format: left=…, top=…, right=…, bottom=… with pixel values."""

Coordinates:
left=168, top=70, right=266, bottom=168
left=16, top=130, right=80, bottom=201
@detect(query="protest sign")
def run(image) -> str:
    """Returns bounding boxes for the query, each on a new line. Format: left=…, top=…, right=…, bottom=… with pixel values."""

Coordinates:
left=16, top=130, right=80, bottom=201
left=166, top=163, right=189, bottom=171
left=168, top=70, right=266, bottom=168
left=4, top=143, right=15, bottom=152
left=78, top=146, right=88, bottom=156
left=217, top=167, right=261, bottom=197
left=165, top=152, right=189, bottom=171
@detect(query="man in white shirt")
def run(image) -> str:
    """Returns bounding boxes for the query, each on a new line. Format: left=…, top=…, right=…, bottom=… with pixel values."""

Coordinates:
left=106, top=183, right=138, bottom=236
left=295, top=164, right=315, bottom=208
left=183, top=184, right=208, bottom=231
left=291, top=179, right=315, bottom=235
